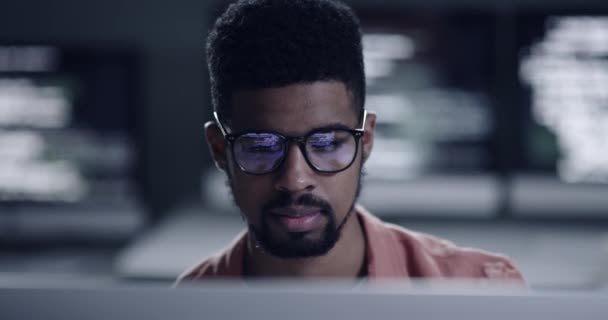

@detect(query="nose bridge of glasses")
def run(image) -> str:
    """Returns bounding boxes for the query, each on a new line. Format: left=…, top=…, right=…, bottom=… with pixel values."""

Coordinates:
left=285, top=136, right=307, bottom=153
left=285, top=135, right=306, bottom=144
left=279, top=136, right=313, bottom=172
left=283, top=136, right=309, bottom=162
left=273, top=137, right=316, bottom=189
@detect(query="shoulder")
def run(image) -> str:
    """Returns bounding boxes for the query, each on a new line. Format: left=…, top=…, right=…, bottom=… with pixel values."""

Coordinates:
left=173, top=231, right=247, bottom=287
left=388, top=223, right=525, bottom=282
left=355, top=205, right=525, bottom=284
left=174, top=255, right=223, bottom=286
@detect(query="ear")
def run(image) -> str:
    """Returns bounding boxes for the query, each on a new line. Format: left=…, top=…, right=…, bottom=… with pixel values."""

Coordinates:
left=204, top=121, right=228, bottom=172
left=361, top=111, right=376, bottom=163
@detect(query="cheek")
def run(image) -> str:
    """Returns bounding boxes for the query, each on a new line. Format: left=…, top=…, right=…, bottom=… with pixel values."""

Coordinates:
left=230, top=170, right=274, bottom=223
left=323, top=167, right=360, bottom=216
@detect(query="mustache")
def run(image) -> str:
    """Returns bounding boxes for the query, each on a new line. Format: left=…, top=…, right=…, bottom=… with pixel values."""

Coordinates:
left=262, top=192, right=333, bottom=214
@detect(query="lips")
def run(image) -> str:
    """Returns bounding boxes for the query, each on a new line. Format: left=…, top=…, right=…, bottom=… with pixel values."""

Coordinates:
left=268, top=206, right=323, bottom=232
left=269, top=206, right=321, bottom=217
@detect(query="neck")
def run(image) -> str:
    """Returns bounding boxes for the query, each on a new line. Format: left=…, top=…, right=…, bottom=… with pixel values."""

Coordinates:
left=244, top=208, right=366, bottom=279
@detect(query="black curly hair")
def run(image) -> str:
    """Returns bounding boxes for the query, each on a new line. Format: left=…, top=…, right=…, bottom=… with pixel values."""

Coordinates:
left=207, top=0, right=365, bottom=124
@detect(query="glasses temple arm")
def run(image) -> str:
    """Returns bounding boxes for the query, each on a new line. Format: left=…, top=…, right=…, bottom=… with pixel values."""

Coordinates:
left=213, top=111, right=229, bottom=137
left=358, top=109, right=368, bottom=130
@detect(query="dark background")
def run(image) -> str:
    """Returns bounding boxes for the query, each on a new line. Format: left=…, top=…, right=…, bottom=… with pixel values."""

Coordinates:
left=1, top=0, right=608, bottom=289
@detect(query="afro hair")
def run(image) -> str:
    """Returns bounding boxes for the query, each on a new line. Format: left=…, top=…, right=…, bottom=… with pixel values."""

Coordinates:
left=207, top=0, right=365, bottom=123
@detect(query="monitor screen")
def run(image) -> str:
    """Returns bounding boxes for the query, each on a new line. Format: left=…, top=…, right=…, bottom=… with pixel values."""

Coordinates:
left=358, top=12, right=498, bottom=180
left=0, top=45, right=142, bottom=238
left=513, top=13, right=608, bottom=217
left=518, top=15, right=608, bottom=183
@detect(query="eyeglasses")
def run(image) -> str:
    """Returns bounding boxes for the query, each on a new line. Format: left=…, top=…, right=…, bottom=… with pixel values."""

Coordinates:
left=214, top=110, right=367, bottom=175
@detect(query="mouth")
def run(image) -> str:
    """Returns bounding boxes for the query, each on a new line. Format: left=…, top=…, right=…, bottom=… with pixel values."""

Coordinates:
left=268, top=206, right=324, bottom=233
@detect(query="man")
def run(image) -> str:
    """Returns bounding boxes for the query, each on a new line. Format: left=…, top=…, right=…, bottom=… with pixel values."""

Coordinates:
left=178, top=0, right=524, bottom=283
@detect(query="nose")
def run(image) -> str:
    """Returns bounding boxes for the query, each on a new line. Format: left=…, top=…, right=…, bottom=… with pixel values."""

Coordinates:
left=273, top=144, right=316, bottom=194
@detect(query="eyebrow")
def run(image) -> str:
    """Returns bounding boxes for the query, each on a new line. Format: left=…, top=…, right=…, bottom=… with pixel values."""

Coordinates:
left=235, top=122, right=355, bottom=136
left=308, top=122, right=354, bottom=132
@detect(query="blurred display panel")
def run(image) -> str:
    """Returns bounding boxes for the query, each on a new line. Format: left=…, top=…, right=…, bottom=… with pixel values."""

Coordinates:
left=0, top=45, right=143, bottom=240
left=515, top=15, right=608, bottom=217
left=360, top=13, right=496, bottom=178
left=355, top=12, right=500, bottom=217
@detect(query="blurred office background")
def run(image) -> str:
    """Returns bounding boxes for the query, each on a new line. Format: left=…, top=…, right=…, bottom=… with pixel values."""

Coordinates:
left=0, top=0, right=607, bottom=291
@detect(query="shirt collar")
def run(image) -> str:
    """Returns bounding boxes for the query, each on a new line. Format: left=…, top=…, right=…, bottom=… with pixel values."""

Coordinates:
left=356, top=205, right=409, bottom=279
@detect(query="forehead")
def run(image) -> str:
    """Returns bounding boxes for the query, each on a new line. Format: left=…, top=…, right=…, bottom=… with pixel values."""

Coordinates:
left=229, top=81, right=358, bottom=135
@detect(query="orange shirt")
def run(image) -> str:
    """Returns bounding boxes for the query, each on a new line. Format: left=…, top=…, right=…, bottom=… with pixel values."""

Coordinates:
left=177, top=206, right=525, bottom=284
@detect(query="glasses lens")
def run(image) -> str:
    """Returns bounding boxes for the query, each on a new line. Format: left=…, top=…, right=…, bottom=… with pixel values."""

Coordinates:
left=306, top=130, right=357, bottom=172
left=233, top=133, right=284, bottom=174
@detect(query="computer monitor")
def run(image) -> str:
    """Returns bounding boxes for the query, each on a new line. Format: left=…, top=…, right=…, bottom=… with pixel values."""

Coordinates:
left=0, top=45, right=143, bottom=241
left=513, top=13, right=608, bottom=217
left=0, top=280, right=606, bottom=320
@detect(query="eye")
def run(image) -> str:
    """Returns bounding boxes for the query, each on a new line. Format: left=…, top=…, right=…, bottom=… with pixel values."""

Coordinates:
left=308, top=132, right=347, bottom=152
left=237, top=133, right=282, bottom=153
left=248, top=144, right=281, bottom=153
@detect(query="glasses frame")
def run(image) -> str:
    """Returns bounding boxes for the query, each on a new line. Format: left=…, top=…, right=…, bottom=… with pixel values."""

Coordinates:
left=213, top=110, right=367, bottom=175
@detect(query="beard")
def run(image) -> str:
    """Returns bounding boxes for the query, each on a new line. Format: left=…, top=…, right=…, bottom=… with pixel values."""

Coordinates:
left=252, top=192, right=344, bottom=259
left=227, top=166, right=364, bottom=259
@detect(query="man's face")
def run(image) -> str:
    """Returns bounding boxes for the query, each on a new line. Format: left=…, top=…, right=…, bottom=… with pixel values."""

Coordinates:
left=208, top=81, right=374, bottom=259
